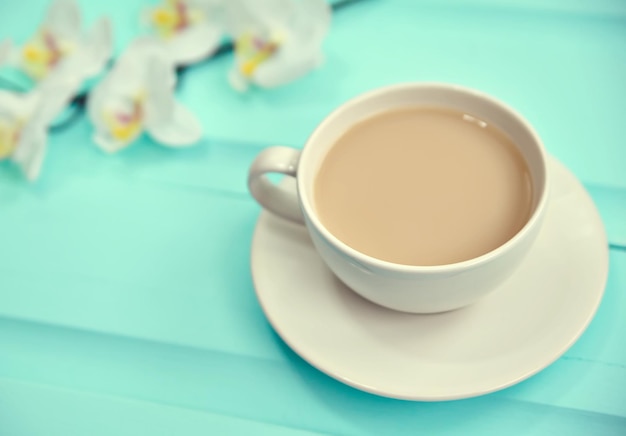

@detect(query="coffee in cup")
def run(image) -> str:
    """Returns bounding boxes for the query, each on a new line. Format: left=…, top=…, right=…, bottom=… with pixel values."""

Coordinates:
left=314, top=106, right=533, bottom=266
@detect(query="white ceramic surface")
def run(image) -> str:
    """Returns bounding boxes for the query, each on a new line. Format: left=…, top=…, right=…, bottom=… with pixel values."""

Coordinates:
left=248, top=83, right=549, bottom=313
left=250, top=157, right=608, bottom=401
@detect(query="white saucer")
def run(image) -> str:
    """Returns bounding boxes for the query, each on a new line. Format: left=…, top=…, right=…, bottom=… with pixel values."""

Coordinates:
left=250, top=157, right=609, bottom=401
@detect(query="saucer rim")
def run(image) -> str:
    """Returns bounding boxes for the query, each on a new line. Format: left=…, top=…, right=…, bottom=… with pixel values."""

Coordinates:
left=250, top=156, right=609, bottom=401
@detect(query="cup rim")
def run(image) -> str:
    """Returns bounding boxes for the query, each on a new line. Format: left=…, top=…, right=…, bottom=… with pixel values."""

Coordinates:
left=297, top=82, right=550, bottom=274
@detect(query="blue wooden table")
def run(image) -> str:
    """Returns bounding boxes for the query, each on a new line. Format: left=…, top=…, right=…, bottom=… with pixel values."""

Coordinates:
left=1, top=0, right=625, bottom=434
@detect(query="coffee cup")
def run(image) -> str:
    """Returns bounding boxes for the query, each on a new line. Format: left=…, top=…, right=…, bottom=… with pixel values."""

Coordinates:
left=248, top=83, right=549, bottom=313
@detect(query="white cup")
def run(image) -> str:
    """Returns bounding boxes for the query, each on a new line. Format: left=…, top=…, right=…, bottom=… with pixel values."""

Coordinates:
left=248, top=83, right=549, bottom=313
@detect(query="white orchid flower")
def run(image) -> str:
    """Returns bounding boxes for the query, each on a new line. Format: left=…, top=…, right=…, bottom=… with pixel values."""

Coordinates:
left=13, top=0, right=112, bottom=87
left=143, top=0, right=224, bottom=66
left=0, top=83, right=74, bottom=180
left=225, top=0, right=331, bottom=91
left=88, top=39, right=203, bottom=153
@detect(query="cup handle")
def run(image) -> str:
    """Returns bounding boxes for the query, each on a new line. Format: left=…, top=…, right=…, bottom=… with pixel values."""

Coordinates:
left=248, top=146, right=304, bottom=224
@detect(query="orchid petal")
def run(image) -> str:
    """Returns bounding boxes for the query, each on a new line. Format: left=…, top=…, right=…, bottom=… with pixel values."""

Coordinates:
left=90, top=83, right=146, bottom=153
left=17, top=0, right=110, bottom=86
left=225, top=0, right=293, bottom=35
left=88, top=38, right=155, bottom=120
left=144, top=0, right=226, bottom=66
left=12, top=126, right=47, bottom=181
left=88, top=74, right=137, bottom=139
left=225, top=0, right=329, bottom=38
left=0, top=89, right=40, bottom=119
left=44, top=0, right=82, bottom=41
left=88, top=47, right=147, bottom=152
left=88, top=93, right=144, bottom=153
left=88, top=37, right=201, bottom=151
left=143, top=51, right=202, bottom=146
left=0, top=86, right=69, bottom=181
left=30, top=82, right=76, bottom=127
left=88, top=39, right=171, bottom=152
left=0, top=39, right=11, bottom=66
left=252, top=47, right=323, bottom=88
left=0, top=91, right=40, bottom=165
left=142, top=51, right=177, bottom=126
left=45, top=18, right=113, bottom=90
left=284, top=0, right=330, bottom=46
left=226, top=0, right=330, bottom=91
left=163, top=23, right=222, bottom=65
left=73, top=17, right=113, bottom=78
left=147, top=102, right=202, bottom=146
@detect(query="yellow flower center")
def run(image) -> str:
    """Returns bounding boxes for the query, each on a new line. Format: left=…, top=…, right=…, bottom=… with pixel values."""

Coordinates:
left=152, top=8, right=178, bottom=37
left=150, top=0, right=205, bottom=39
left=23, top=44, right=48, bottom=63
left=20, top=29, right=74, bottom=80
left=235, top=32, right=282, bottom=77
left=103, top=96, right=145, bottom=143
